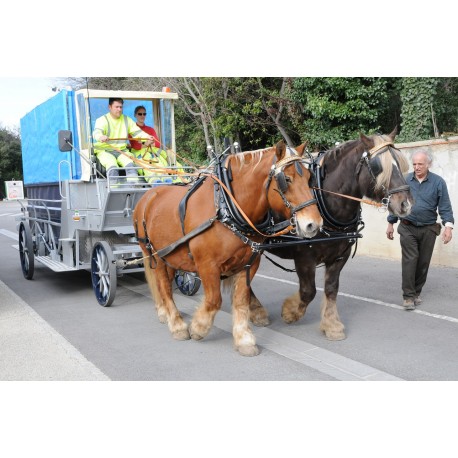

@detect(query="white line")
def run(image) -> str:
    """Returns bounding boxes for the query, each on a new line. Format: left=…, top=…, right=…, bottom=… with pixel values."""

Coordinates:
left=118, top=277, right=402, bottom=381
left=257, top=274, right=458, bottom=324
left=0, top=213, right=14, bottom=217
left=0, top=229, right=18, bottom=241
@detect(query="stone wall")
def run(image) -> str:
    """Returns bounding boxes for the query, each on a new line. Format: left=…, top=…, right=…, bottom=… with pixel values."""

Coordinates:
left=358, top=136, right=458, bottom=268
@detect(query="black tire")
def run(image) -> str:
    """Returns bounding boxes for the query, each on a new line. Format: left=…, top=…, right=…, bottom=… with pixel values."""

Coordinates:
left=19, top=222, right=34, bottom=280
left=175, top=270, right=201, bottom=296
left=91, top=241, right=117, bottom=307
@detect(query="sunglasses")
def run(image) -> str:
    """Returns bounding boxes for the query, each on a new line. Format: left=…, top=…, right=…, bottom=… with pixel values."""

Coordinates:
left=137, top=112, right=147, bottom=116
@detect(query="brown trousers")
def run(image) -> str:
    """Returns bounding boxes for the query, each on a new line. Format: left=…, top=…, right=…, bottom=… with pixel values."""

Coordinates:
left=397, top=222, right=440, bottom=300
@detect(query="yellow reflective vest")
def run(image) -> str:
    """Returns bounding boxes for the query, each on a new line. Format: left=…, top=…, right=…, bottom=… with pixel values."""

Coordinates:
left=93, top=114, right=146, bottom=154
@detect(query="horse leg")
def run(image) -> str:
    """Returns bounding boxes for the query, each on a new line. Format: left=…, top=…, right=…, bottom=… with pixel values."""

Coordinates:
left=282, top=262, right=317, bottom=324
left=144, top=261, right=167, bottom=323
left=319, top=261, right=346, bottom=341
left=144, top=260, right=190, bottom=340
left=248, top=288, right=270, bottom=326
left=231, top=270, right=259, bottom=356
left=189, top=269, right=222, bottom=341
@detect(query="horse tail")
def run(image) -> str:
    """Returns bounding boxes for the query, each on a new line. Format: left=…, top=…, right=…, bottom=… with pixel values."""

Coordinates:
left=221, top=277, right=235, bottom=296
left=144, top=261, right=161, bottom=304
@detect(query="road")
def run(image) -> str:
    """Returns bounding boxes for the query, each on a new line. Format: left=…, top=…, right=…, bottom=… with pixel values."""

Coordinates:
left=1, top=198, right=458, bottom=381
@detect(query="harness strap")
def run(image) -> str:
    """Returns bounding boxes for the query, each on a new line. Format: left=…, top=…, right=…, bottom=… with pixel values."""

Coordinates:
left=178, top=176, right=207, bottom=235
left=369, top=141, right=393, bottom=155
left=244, top=250, right=262, bottom=287
left=154, top=217, right=216, bottom=258
left=205, top=173, right=294, bottom=237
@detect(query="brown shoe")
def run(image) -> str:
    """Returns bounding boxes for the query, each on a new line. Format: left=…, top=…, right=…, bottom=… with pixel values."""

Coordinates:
left=414, top=296, right=422, bottom=306
left=403, top=299, right=415, bottom=311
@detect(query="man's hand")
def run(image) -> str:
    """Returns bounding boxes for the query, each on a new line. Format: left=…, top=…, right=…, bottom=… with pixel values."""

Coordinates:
left=99, top=135, right=109, bottom=143
left=144, top=136, right=154, bottom=147
left=386, top=223, right=395, bottom=240
left=442, top=227, right=453, bottom=244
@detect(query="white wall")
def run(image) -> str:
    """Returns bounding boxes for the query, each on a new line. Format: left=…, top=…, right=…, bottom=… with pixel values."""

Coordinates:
left=358, top=136, right=458, bottom=268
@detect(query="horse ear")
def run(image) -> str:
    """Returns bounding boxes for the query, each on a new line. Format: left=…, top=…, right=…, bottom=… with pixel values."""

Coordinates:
left=295, top=142, right=308, bottom=156
left=359, top=133, right=373, bottom=149
left=276, top=140, right=286, bottom=160
left=388, top=126, right=398, bottom=141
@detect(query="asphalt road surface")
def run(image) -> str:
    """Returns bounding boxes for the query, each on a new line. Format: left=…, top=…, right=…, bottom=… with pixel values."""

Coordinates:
left=1, top=198, right=458, bottom=381
left=2, top=198, right=457, bottom=458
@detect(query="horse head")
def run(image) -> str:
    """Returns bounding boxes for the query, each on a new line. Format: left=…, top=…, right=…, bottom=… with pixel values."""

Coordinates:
left=268, top=140, right=323, bottom=238
left=359, top=128, right=413, bottom=217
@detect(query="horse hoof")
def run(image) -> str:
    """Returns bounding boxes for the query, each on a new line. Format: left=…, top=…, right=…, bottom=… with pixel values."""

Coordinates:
left=172, top=329, right=191, bottom=340
left=325, top=331, right=346, bottom=341
left=158, top=315, right=167, bottom=324
left=282, top=311, right=303, bottom=324
left=189, top=322, right=211, bottom=341
left=189, top=326, right=204, bottom=341
left=237, top=345, right=260, bottom=357
left=250, top=316, right=270, bottom=327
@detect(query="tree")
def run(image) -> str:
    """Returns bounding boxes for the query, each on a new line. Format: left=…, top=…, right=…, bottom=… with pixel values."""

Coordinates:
left=288, top=77, right=392, bottom=150
left=0, top=126, right=22, bottom=199
left=398, top=77, right=440, bottom=142
left=431, top=78, right=458, bottom=136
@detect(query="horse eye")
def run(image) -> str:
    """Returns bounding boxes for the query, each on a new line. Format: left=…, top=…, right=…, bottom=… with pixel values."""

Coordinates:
left=285, top=176, right=293, bottom=183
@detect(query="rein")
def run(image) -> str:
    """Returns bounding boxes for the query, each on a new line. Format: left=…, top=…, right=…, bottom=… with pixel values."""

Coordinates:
left=311, top=187, right=384, bottom=208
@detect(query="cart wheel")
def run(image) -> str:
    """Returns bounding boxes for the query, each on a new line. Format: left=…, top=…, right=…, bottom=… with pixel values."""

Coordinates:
left=175, top=270, right=201, bottom=296
left=91, top=241, right=117, bottom=307
left=19, top=222, right=34, bottom=280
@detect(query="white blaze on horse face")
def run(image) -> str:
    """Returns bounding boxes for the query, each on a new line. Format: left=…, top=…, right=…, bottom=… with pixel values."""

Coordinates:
left=295, top=211, right=322, bottom=239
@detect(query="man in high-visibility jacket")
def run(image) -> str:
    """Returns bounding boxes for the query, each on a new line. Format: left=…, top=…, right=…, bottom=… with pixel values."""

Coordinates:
left=92, top=97, right=154, bottom=185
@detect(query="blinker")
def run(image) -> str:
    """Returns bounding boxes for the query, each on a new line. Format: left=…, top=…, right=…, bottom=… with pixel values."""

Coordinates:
left=369, top=155, right=383, bottom=176
left=275, top=172, right=288, bottom=193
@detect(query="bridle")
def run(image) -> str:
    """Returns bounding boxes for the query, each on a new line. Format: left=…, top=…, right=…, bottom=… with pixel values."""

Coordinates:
left=265, top=147, right=317, bottom=234
left=356, top=140, right=410, bottom=208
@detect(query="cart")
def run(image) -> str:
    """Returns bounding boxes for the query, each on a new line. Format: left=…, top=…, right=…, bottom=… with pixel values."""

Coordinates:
left=17, top=88, right=201, bottom=306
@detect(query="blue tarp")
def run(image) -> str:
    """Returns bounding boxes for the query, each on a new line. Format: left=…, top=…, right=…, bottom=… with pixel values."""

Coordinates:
left=20, top=91, right=167, bottom=186
left=20, top=90, right=80, bottom=185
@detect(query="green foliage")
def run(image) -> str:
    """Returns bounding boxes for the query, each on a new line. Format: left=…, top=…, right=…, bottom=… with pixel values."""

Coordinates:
left=289, top=77, right=391, bottom=149
left=209, top=77, right=295, bottom=150
left=433, top=78, right=458, bottom=134
left=398, top=77, right=440, bottom=142
left=0, top=127, right=22, bottom=199
left=174, top=103, right=207, bottom=164
left=60, top=76, right=458, bottom=158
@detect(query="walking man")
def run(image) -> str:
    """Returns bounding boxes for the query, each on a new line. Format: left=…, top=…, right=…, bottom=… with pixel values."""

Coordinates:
left=386, top=151, right=454, bottom=310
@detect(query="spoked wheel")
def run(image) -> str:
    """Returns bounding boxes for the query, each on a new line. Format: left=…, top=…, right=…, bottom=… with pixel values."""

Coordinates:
left=19, top=222, right=34, bottom=280
left=174, top=270, right=201, bottom=296
left=91, top=241, right=117, bottom=307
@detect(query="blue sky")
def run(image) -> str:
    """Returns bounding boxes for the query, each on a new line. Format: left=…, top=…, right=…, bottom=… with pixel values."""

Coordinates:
left=0, top=78, right=59, bottom=130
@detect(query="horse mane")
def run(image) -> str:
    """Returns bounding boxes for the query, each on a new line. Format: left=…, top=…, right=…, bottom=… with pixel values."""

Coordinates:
left=373, top=135, right=410, bottom=191
left=231, top=147, right=271, bottom=172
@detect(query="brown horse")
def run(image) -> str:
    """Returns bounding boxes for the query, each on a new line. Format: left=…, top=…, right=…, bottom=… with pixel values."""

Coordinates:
left=249, top=129, right=413, bottom=340
left=133, top=141, right=323, bottom=356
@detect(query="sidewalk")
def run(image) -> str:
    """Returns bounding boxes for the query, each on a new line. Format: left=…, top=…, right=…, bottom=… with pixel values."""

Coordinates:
left=0, top=279, right=109, bottom=381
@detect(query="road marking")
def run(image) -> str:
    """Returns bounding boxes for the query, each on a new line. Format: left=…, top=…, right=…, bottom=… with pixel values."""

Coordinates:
left=257, top=274, right=458, bottom=324
left=0, top=229, right=18, bottom=241
left=119, top=277, right=403, bottom=381
left=1, top=226, right=457, bottom=326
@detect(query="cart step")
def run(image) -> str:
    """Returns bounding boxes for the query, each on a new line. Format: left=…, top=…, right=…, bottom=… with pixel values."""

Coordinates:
left=35, top=256, right=78, bottom=272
